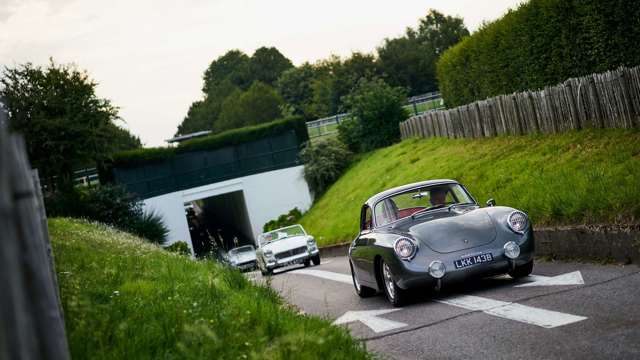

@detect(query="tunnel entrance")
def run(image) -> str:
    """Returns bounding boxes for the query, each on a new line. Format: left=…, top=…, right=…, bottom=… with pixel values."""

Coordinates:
left=184, top=190, right=254, bottom=258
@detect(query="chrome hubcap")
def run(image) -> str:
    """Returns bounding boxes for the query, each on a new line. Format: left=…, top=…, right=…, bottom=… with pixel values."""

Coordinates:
left=383, top=262, right=395, bottom=300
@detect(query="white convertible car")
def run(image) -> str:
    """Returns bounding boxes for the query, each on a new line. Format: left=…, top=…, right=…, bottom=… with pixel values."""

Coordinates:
left=226, top=245, right=257, bottom=272
left=256, top=224, right=320, bottom=276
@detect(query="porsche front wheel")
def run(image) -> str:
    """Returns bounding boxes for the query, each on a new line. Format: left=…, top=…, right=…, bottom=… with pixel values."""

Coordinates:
left=380, top=260, right=409, bottom=307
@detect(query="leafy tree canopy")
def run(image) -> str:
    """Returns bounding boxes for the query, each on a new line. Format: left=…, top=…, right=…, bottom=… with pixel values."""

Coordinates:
left=0, top=60, right=140, bottom=190
left=377, top=9, right=469, bottom=95
left=215, top=81, right=283, bottom=132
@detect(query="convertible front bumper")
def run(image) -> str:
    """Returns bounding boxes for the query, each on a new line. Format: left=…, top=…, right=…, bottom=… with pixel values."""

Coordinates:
left=265, top=249, right=320, bottom=270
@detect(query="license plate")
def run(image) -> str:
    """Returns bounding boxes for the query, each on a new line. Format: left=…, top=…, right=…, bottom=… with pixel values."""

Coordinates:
left=454, top=252, right=494, bottom=269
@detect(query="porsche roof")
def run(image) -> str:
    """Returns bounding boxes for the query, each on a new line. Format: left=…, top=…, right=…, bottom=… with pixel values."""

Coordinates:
left=365, top=179, right=459, bottom=207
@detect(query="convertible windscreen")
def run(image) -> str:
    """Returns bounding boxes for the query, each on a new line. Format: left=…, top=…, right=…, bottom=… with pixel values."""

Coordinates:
left=259, top=225, right=306, bottom=246
left=374, top=183, right=474, bottom=227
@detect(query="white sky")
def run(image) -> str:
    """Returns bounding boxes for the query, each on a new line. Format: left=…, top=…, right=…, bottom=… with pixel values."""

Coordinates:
left=0, top=0, right=523, bottom=146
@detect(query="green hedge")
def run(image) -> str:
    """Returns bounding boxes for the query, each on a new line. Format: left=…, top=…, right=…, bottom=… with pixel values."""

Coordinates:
left=111, top=116, right=307, bottom=168
left=437, top=0, right=640, bottom=107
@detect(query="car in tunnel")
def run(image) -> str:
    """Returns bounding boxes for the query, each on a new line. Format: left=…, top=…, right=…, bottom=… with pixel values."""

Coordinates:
left=256, top=224, right=320, bottom=276
left=348, top=179, right=534, bottom=307
left=225, top=245, right=257, bottom=272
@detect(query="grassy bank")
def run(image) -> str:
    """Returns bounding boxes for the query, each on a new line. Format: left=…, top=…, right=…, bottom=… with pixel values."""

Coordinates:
left=49, top=218, right=369, bottom=359
left=300, top=129, right=640, bottom=246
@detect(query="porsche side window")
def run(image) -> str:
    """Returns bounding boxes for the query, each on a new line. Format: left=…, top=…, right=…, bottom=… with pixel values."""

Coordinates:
left=361, top=206, right=373, bottom=231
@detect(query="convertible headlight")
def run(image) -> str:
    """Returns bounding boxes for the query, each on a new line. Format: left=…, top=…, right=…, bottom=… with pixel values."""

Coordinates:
left=307, top=236, right=317, bottom=249
left=504, top=241, right=520, bottom=259
left=264, top=250, right=274, bottom=258
left=428, top=260, right=446, bottom=279
left=394, top=237, right=417, bottom=260
left=507, top=211, right=528, bottom=234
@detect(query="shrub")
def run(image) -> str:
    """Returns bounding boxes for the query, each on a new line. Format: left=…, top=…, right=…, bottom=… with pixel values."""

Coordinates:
left=436, top=0, right=640, bottom=107
left=300, top=137, right=352, bottom=198
left=111, top=116, right=307, bottom=168
left=341, top=78, right=408, bottom=153
left=45, top=185, right=169, bottom=245
left=128, top=210, right=169, bottom=245
left=262, top=207, right=304, bottom=232
left=165, top=241, right=191, bottom=256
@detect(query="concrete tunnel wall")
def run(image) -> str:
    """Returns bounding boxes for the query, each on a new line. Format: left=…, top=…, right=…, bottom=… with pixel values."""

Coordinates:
left=141, top=165, right=312, bottom=254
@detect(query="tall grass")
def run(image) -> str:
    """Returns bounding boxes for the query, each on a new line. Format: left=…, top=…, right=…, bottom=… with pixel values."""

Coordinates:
left=300, top=129, right=640, bottom=246
left=49, top=218, right=370, bottom=359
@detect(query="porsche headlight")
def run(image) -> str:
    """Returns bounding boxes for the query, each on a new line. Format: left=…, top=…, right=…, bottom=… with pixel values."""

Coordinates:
left=507, top=211, right=528, bottom=234
left=428, top=260, right=446, bottom=279
left=504, top=241, right=521, bottom=259
left=394, top=237, right=417, bottom=260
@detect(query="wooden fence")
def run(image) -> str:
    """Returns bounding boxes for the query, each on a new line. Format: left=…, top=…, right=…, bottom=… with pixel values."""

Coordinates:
left=0, top=120, right=70, bottom=359
left=400, top=66, right=640, bottom=139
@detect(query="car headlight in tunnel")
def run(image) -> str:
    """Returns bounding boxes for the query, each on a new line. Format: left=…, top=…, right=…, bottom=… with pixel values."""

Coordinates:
left=264, top=250, right=274, bottom=258
left=507, top=211, right=528, bottom=234
left=504, top=241, right=521, bottom=259
left=394, top=237, right=417, bottom=260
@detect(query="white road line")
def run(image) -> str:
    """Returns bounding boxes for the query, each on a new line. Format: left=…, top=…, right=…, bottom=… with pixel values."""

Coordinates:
left=436, top=295, right=587, bottom=328
left=515, top=271, right=585, bottom=287
left=333, top=309, right=407, bottom=333
left=291, top=269, right=588, bottom=328
left=290, top=269, right=353, bottom=284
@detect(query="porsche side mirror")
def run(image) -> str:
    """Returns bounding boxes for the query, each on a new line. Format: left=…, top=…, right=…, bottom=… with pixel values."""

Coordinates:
left=486, top=198, right=496, bottom=207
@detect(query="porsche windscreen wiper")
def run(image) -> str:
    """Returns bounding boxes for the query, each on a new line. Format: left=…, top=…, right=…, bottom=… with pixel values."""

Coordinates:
left=411, top=204, right=447, bottom=219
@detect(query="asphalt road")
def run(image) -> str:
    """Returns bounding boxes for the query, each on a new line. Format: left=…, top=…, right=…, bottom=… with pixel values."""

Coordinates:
left=248, top=256, right=640, bottom=359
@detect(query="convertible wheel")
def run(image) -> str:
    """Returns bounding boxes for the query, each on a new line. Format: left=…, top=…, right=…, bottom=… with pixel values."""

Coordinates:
left=509, top=260, right=534, bottom=278
left=380, top=260, right=409, bottom=307
left=303, top=258, right=311, bottom=267
left=311, top=254, right=321, bottom=266
left=350, top=261, right=376, bottom=298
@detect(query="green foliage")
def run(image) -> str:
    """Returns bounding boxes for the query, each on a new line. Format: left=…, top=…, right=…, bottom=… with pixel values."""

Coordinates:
left=46, top=185, right=169, bottom=245
left=215, top=82, right=284, bottom=132
left=340, top=78, right=408, bottom=152
left=113, top=116, right=307, bottom=168
left=276, top=63, right=322, bottom=120
left=300, top=129, right=640, bottom=246
left=178, top=48, right=293, bottom=136
left=300, top=137, right=353, bottom=198
left=248, top=47, right=294, bottom=86
left=377, top=10, right=469, bottom=96
left=0, top=60, right=139, bottom=190
left=165, top=241, right=191, bottom=256
left=437, top=0, right=640, bottom=107
left=262, top=208, right=304, bottom=232
left=49, top=218, right=370, bottom=359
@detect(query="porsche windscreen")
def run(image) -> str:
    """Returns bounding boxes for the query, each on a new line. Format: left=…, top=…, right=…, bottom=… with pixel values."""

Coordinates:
left=374, top=183, right=475, bottom=227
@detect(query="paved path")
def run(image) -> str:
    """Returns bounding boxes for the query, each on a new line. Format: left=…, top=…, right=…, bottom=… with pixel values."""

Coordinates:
left=249, top=256, right=640, bottom=359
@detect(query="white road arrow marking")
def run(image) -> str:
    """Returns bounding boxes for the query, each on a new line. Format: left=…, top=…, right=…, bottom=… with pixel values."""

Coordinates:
left=291, top=269, right=353, bottom=284
left=436, top=295, right=587, bottom=328
left=292, top=269, right=588, bottom=329
left=333, top=309, right=407, bottom=333
left=515, top=271, right=585, bottom=287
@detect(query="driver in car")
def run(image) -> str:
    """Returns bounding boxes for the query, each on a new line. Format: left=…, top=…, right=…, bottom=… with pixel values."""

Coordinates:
left=429, top=187, right=447, bottom=206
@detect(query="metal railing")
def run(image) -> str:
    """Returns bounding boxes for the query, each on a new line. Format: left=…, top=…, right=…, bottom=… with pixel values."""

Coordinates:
left=305, top=92, right=445, bottom=138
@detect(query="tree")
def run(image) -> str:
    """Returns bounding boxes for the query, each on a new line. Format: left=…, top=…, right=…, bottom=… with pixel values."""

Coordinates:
left=340, top=78, right=408, bottom=152
left=249, top=47, right=294, bottom=86
left=202, top=50, right=251, bottom=93
left=0, top=61, right=130, bottom=190
left=276, top=63, right=321, bottom=119
left=376, top=9, right=469, bottom=95
left=215, top=82, right=283, bottom=132
left=175, top=79, right=239, bottom=136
